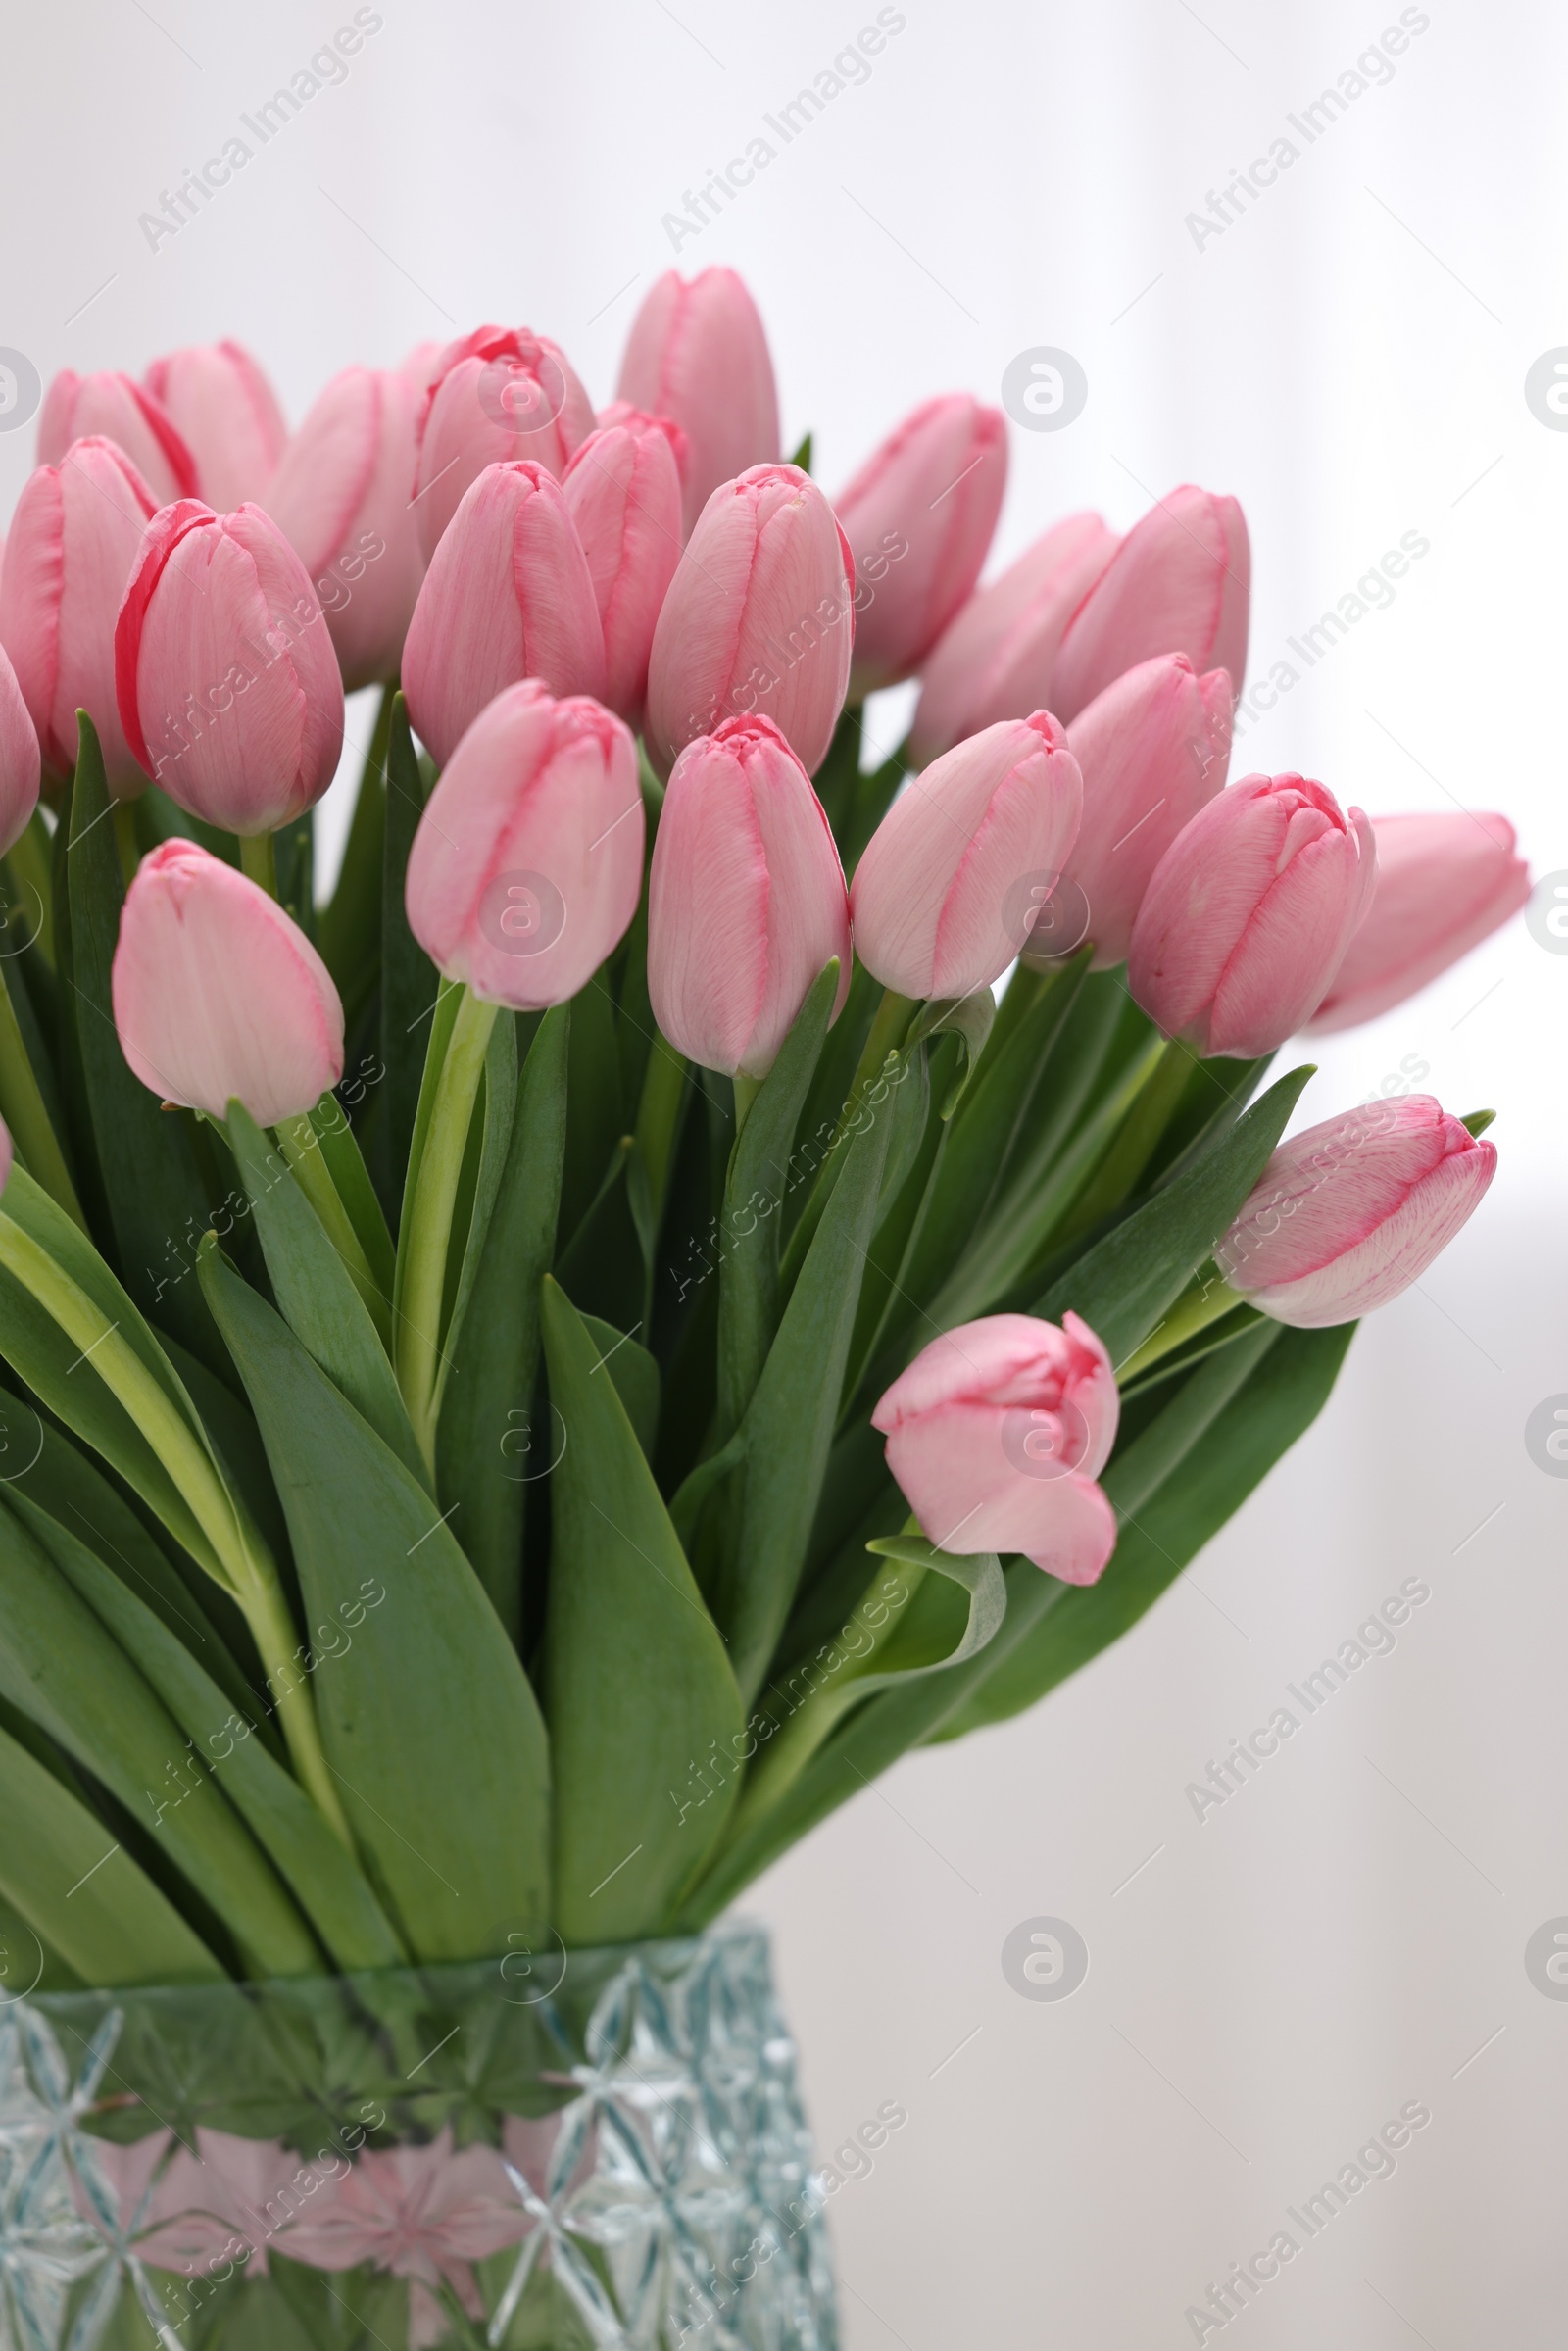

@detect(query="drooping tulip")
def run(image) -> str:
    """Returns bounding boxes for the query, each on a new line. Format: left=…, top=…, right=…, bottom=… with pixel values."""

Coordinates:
left=264, top=367, right=426, bottom=692
left=561, top=415, right=686, bottom=725
left=1051, top=485, right=1250, bottom=723
left=850, top=712, right=1084, bottom=1001
left=1217, top=1096, right=1496, bottom=1326
left=644, top=464, right=853, bottom=781
left=112, top=841, right=344, bottom=1124
left=834, top=395, right=1007, bottom=696
left=401, top=462, right=605, bottom=769
left=115, top=501, right=345, bottom=834
left=616, top=269, right=781, bottom=533
left=405, top=679, right=642, bottom=1011
left=648, top=715, right=850, bottom=1078
left=37, top=368, right=199, bottom=507
left=143, top=342, right=287, bottom=511
left=0, top=437, right=159, bottom=793
left=412, top=327, right=594, bottom=559
left=1308, top=812, right=1531, bottom=1033
left=0, top=646, right=41, bottom=857
left=872, top=1312, right=1119, bottom=1584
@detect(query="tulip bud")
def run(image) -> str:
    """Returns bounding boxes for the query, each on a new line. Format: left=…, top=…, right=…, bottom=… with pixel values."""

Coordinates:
left=115, top=501, right=345, bottom=835
left=834, top=395, right=1007, bottom=695
left=645, top=465, right=853, bottom=781
left=412, top=326, right=594, bottom=560
left=850, top=713, right=1084, bottom=1001
left=143, top=341, right=287, bottom=512
left=910, top=513, right=1118, bottom=763
left=0, top=645, right=41, bottom=857
left=1051, top=485, right=1250, bottom=723
left=1308, top=812, right=1531, bottom=1033
left=1059, top=655, right=1233, bottom=970
left=1217, top=1095, right=1496, bottom=1327
left=112, top=841, right=344, bottom=1125
left=405, top=679, right=642, bottom=1011
left=649, top=715, right=851, bottom=1078
left=1128, top=773, right=1376, bottom=1058
left=561, top=416, right=685, bottom=726
left=401, top=462, right=605, bottom=770
left=37, top=368, right=199, bottom=507
left=264, top=367, right=426, bottom=692
left=0, top=438, right=159, bottom=794
left=872, top=1311, right=1118, bottom=1583
left=616, top=268, right=781, bottom=534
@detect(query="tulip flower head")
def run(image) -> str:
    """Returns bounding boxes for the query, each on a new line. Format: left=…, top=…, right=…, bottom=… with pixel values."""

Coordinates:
left=562, top=415, right=686, bottom=725
left=616, top=268, right=781, bottom=533
left=413, top=326, right=594, bottom=560
left=0, top=646, right=40, bottom=858
left=37, top=367, right=199, bottom=507
left=144, top=342, right=288, bottom=512
left=1308, top=812, right=1531, bottom=1033
left=1051, top=485, right=1250, bottom=723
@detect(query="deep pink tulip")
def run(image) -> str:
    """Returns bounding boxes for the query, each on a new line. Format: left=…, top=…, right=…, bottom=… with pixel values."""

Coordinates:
left=645, top=464, right=853, bottom=781
left=616, top=268, right=781, bottom=534
left=143, top=342, right=287, bottom=512
left=412, top=326, right=594, bottom=560
left=115, top=501, right=345, bottom=835
left=1308, top=812, right=1531, bottom=1033
left=0, top=646, right=40, bottom=857
left=1129, top=773, right=1376, bottom=1058
left=1058, top=655, right=1233, bottom=970
left=850, top=713, right=1084, bottom=1000
left=1217, top=1095, right=1496, bottom=1326
left=112, top=841, right=344, bottom=1124
left=401, top=462, right=605, bottom=770
left=1051, top=485, right=1250, bottom=723
left=405, top=679, right=642, bottom=1011
left=910, top=513, right=1118, bottom=763
left=873, top=1311, right=1118, bottom=1583
left=264, top=367, right=426, bottom=692
left=561, top=416, right=685, bottom=725
left=648, top=715, right=851, bottom=1078
left=0, top=437, right=159, bottom=793
left=37, top=369, right=199, bottom=507
left=834, top=395, right=1007, bottom=696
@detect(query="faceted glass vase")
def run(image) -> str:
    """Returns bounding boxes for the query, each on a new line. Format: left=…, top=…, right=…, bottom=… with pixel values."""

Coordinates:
left=0, top=1921, right=838, bottom=2351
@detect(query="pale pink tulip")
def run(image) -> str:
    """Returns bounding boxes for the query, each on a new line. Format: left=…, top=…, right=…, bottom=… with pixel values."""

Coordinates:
left=413, top=326, right=594, bottom=559
left=401, top=461, right=605, bottom=768
left=401, top=340, right=445, bottom=395
left=1129, top=772, right=1376, bottom=1057
left=113, top=841, right=344, bottom=1123
left=1218, top=1096, right=1496, bottom=1326
left=143, top=342, right=287, bottom=511
left=0, top=437, right=159, bottom=793
left=1308, top=812, right=1531, bottom=1032
left=115, top=500, right=345, bottom=833
left=850, top=712, right=1083, bottom=1001
left=645, top=464, right=853, bottom=781
left=562, top=415, right=686, bottom=724
left=0, top=637, right=43, bottom=856
left=873, top=1311, right=1118, bottom=1583
left=406, top=679, right=642, bottom=1011
left=616, top=267, right=780, bottom=533
left=37, top=368, right=199, bottom=507
left=1051, top=485, right=1250, bottom=722
left=910, top=513, right=1118, bottom=762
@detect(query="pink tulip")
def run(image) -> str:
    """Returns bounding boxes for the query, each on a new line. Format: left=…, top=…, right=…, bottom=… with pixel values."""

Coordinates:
left=143, top=341, right=287, bottom=512
left=115, top=501, right=345, bottom=833
left=645, top=464, right=853, bottom=781
left=401, top=462, right=605, bottom=769
left=37, top=368, right=199, bottom=507
left=561, top=415, right=686, bottom=725
left=401, top=340, right=444, bottom=396
left=850, top=712, right=1083, bottom=1001
left=0, top=437, right=159, bottom=793
left=834, top=395, right=1007, bottom=695
left=1129, top=773, right=1376, bottom=1058
left=909, top=513, right=1119, bottom=762
left=1051, top=485, right=1250, bottom=723
left=1308, top=812, right=1531, bottom=1033
left=649, top=715, right=851, bottom=1077
left=1058, top=655, right=1233, bottom=970
left=113, top=841, right=345, bottom=1124
left=412, top=326, right=594, bottom=560
left=873, top=1311, right=1118, bottom=1583
left=264, top=367, right=426, bottom=692
left=616, top=267, right=781, bottom=534
left=1217, top=1095, right=1496, bottom=1326
left=0, top=648, right=39, bottom=857
left=406, top=679, right=642, bottom=1011
left=276, top=2130, right=524, bottom=2297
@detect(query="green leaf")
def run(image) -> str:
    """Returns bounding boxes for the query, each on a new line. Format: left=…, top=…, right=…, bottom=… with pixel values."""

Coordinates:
left=788, top=430, right=813, bottom=471
left=559, top=966, right=624, bottom=1249
left=376, top=692, right=438, bottom=1227
left=308, top=1091, right=397, bottom=1315
left=434, top=1005, right=517, bottom=1411
left=578, top=1312, right=661, bottom=1460
left=540, top=1277, right=742, bottom=1942
left=904, top=989, right=996, bottom=1117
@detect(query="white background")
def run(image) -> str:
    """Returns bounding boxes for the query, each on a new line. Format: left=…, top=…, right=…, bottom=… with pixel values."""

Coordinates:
left=2, top=0, right=1565, bottom=2340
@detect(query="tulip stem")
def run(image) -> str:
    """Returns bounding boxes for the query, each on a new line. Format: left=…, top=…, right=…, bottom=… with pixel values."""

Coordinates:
left=1115, top=1274, right=1249, bottom=1384
left=395, top=985, right=500, bottom=1464
left=731, top=1074, right=761, bottom=1135
left=0, top=971, right=86, bottom=1232
left=239, top=831, right=278, bottom=899
left=1054, top=1034, right=1199, bottom=1247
